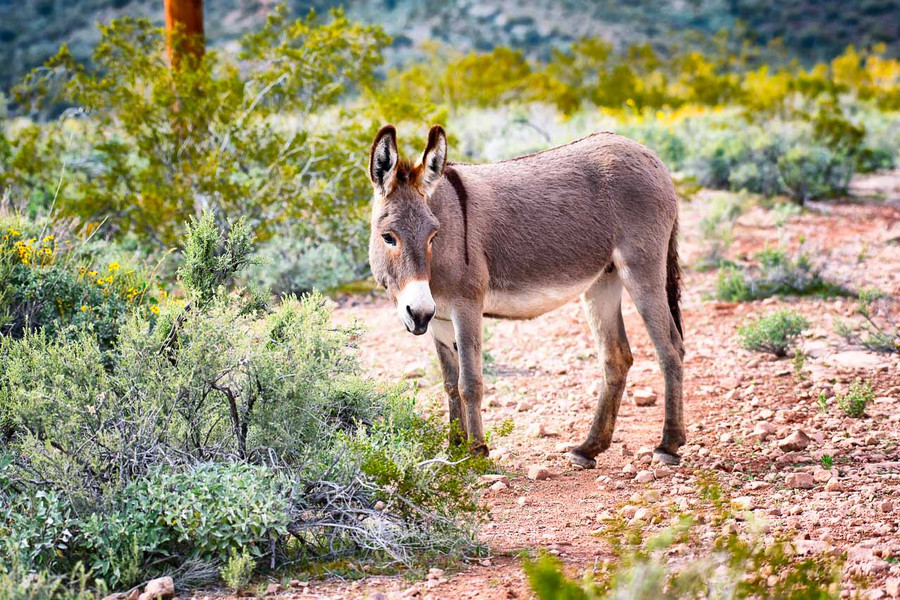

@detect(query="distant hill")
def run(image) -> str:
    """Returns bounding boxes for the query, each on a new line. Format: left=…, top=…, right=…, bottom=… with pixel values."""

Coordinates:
left=1, top=0, right=898, bottom=92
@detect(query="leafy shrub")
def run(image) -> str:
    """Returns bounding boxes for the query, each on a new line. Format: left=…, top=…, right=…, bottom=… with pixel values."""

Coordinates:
left=695, top=192, right=744, bottom=271
left=738, top=309, right=809, bottom=357
left=524, top=473, right=842, bottom=599
left=0, top=213, right=485, bottom=589
left=247, top=236, right=360, bottom=297
left=836, top=379, right=873, bottom=418
left=220, top=548, right=255, bottom=593
left=716, top=246, right=846, bottom=302
left=777, top=146, right=854, bottom=203
left=834, top=288, right=900, bottom=353
left=0, top=215, right=159, bottom=351
left=9, top=7, right=388, bottom=254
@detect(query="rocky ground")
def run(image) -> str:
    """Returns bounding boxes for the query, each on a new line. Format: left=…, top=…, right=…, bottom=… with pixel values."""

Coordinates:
left=196, top=175, right=900, bottom=600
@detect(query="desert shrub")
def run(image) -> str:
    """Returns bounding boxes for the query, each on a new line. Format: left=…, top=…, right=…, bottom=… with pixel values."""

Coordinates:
left=834, top=288, right=900, bottom=353
left=8, top=6, right=388, bottom=254
left=0, top=213, right=485, bottom=589
left=695, top=192, right=744, bottom=271
left=716, top=246, right=846, bottom=302
left=0, top=214, right=159, bottom=351
left=524, top=474, right=841, bottom=599
left=220, top=548, right=255, bottom=593
left=836, top=379, right=873, bottom=418
left=247, top=236, right=360, bottom=297
left=0, top=560, right=98, bottom=600
left=777, top=146, right=854, bottom=203
left=738, top=309, right=809, bottom=357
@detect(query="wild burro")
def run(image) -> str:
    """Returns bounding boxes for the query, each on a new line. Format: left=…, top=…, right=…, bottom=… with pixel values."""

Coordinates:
left=367, top=125, right=685, bottom=467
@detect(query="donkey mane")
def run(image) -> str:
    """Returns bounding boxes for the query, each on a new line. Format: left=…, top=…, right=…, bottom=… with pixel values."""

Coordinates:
left=447, top=130, right=616, bottom=167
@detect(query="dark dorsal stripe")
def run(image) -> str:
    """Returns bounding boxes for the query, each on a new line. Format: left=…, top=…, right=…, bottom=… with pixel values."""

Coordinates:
left=444, top=167, right=469, bottom=265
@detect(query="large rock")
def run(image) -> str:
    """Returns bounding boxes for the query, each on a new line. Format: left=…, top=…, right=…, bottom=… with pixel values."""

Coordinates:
left=827, top=351, right=883, bottom=370
left=778, top=430, right=811, bottom=452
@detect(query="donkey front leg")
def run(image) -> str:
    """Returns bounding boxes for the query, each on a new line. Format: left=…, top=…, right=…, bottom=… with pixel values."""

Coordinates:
left=451, top=303, right=488, bottom=455
left=431, top=317, right=466, bottom=445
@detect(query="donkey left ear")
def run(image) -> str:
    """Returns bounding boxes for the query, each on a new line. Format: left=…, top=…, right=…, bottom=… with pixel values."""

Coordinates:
left=417, top=125, right=447, bottom=197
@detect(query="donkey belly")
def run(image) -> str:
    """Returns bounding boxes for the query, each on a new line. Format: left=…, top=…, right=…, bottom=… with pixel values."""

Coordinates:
left=483, top=276, right=598, bottom=320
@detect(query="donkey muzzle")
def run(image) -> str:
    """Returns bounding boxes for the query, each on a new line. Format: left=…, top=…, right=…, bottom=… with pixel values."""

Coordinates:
left=397, top=280, right=435, bottom=335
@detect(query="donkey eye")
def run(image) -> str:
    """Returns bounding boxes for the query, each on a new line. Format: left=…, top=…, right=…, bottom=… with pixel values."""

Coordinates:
left=381, top=233, right=397, bottom=247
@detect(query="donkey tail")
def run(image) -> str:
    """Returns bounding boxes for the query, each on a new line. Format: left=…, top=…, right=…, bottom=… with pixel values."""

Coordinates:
left=666, top=217, right=683, bottom=340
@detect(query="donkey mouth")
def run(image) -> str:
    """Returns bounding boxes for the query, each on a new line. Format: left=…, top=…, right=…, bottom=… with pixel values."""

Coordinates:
left=405, top=322, right=429, bottom=336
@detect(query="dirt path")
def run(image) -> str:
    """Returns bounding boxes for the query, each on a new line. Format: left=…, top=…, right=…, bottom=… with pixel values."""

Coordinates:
left=249, top=181, right=900, bottom=600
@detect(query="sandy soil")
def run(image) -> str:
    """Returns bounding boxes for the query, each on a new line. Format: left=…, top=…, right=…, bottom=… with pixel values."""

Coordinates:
left=200, top=175, right=900, bottom=600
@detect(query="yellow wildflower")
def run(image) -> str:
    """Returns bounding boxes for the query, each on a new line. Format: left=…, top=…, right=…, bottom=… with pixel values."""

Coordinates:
left=150, top=305, right=160, bottom=314
left=43, top=235, right=54, bottom=242
left=108, top=262, right=120, bottom=272
left=87, top=270, right=98, bottom=277
left=81, top=305, right=89, bottom=312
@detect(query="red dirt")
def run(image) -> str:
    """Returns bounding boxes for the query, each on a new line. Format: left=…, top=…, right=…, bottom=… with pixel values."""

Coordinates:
left=200, top=178, right=900, bottom=600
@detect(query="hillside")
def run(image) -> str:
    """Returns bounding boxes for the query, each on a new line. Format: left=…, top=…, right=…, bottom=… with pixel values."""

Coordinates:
left=1, top=0, right=899, bottom=93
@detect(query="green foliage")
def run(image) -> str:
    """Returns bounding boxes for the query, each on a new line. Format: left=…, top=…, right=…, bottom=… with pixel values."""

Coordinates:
left=8, top=7, right=388, bottom=252
left=836, top=379, right=873, bottom=418
left=738, top=309, right=809, bottom=357
left=247, top=236, right=360, bottom=297
left=695, top=192, right=744, bottom=271
left=716, top=246, right=846, bottom=302
left=177, top=213, right=257, bottom=306
left=0, top=213, right=483, bottom=588
left=0, top=214, right=159, bottom=352
left=834, top=288, right=900, bottom=353
left=821, top=454, right=834, bottom=470
left=220, top=548, right=255, bottom=593
left=525, top=472, right=842, bottom=599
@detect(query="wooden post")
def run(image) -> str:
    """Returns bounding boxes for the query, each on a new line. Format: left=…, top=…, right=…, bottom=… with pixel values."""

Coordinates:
left=164, top=0, right=204, bottom=68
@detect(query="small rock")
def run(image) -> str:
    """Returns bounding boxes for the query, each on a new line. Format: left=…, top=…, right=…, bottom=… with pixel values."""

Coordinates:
left=480, top=474, right=509, bottom=485
left=489, top=481, right=508, bottom=492
left=374, top=500, right=386, bottom=511
left=654, top=466, right=673, bottom=479
left=644, top=490, right=662, bottom=503
left=633, top=388, right=657, bottom=407
left=824, top=479, right=845, bottom=492
left=731, top=496, right=755, bottom=510
left=750, top=421, right=777, bottom=441
left=778, top=430, right=811, bottom=452
left=527, top=466, right=551, bottom=481
left=885, top=577, right=900, bottom=598
left=879, top=500, right=894, bottom=513
left=265, top=583, right=282, bottom=596
left=517, top=496, right=528, bottom=506
left=426, top=568, right=445, bottom=580
left=516, top=400, right=533, bottom=412
left=403, top=363, right=426, bottom=379
left=813, top=468, right=833, bottom=483
left=634, top=470, right=654, bottom=483
left=555, top=442, right=577, bottom=453
left=143, top=578, right=174, bottom=600
left=622, top=463, right=636, bottom=475
left=785, top=472, right=815, bottom=489
left=526, top=423, right=546, bottom=438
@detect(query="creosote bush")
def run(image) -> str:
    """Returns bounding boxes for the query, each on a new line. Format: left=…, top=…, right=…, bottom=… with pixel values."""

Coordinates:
left=834, top=288, right=900, bottom=353
left=0, top=213, right=486, bottom=593
left=738, top=309, right=809, bottom=357
left=524, top=473, right=841, bottom=599
left=836, top=379, right=873, bottom=418
left=716, top=246, right=846, bottom=302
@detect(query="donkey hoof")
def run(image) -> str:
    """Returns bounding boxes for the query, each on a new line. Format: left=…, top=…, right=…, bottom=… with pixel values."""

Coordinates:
left=471, top=443, right=490, bottom=458
left=567, top=451, right=596, bottom=470
left=652, top=449, right=681, bottom=466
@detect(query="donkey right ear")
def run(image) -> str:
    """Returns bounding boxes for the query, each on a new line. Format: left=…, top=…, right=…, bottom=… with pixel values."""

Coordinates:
left=369, top=125, right=399, bottom=196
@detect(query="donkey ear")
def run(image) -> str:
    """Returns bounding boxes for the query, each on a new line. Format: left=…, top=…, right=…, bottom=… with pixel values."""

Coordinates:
left=417, top=125, right=447, bottom=197
left=369, top=125, right=399, bottom=196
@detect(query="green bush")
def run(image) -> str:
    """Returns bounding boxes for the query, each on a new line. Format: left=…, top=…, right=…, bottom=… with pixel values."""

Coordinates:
left=247, top=236, right=360, bottom=297
left=834, top=288, right=900, bottom=353
left=0, top=213, right=485, bottom=589
left=777, top=146, right=854, bottom=203
left=716, top=246, right=846, bottom=302
left=524, top=474, right=842, bottom=599
left=738, top=309, right=809, bottom=357
left=836, top=379, right=873, bottom=418
left=220, top=548, right=255, bottom=593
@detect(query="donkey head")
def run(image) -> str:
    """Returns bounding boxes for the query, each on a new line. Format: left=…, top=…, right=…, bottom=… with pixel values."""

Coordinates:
left=367, top=125, right=447, bottom=335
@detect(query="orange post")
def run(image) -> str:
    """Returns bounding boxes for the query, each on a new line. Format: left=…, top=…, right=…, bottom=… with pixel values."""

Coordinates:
left=164, top=0, right=204, bottom=68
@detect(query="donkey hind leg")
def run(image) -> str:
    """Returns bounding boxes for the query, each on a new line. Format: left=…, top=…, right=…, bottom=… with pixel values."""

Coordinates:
left=431, top=317, right=466, bottom=445
left=568, top=273, right=633, bottom=469
left=621, top=262, right=686, bottom=465
left=451, top=303, right=488, bottom=456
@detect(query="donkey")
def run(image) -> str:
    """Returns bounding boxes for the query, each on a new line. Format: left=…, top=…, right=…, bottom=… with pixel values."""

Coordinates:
left=367, top=124, right=686, bottom=467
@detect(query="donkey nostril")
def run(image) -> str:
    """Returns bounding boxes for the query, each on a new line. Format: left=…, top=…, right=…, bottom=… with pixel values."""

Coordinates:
left=406, top=305, right=414, bottom=318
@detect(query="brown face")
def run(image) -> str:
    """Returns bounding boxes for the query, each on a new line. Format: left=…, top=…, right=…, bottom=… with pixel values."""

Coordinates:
left=368, top=125, right=448, bottom=335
